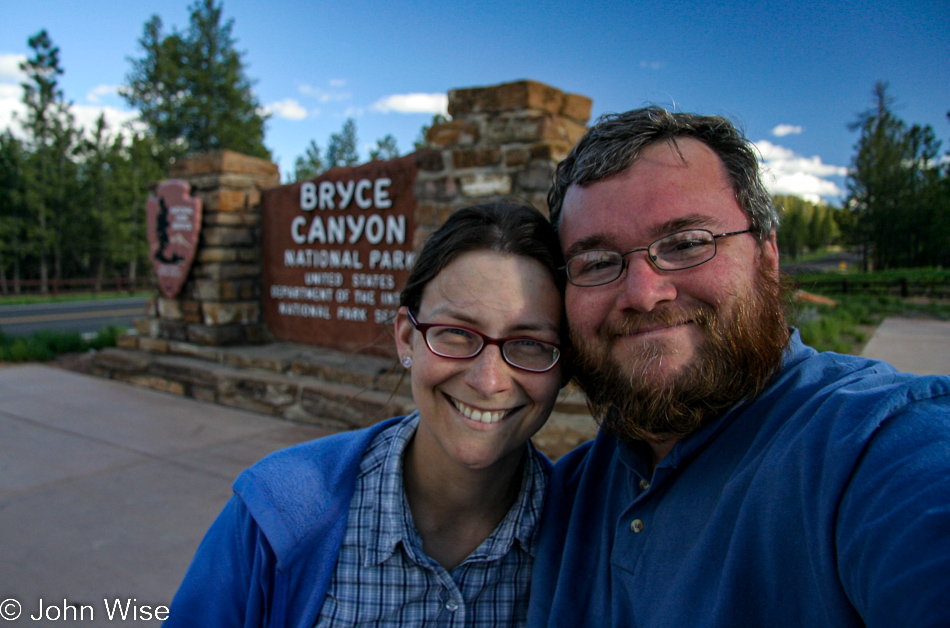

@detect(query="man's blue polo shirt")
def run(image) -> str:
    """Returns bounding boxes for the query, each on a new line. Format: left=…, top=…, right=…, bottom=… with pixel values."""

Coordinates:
left=528, top=331, right=950, bottom=627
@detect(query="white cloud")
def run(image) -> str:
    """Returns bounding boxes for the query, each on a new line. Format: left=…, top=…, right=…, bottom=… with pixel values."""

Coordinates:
left=0, top=82, right=26, bottom=136
left=328, top=79, right=346, bottom=88
left=371, top=93, right=448, bottom=115
left=0, top=54, right=27, bottom=81
left=265, top=98, right=308, bottom=120
left=639, top=60, right=665, bottom=70
left=771, top=124, right=803, bottom=137
left=755, top=140, right=849, bottom=203
left=71, top=103, right=143, bottom=138
left=86, top=84, right=118, bottom=104
left=299, top=83, right=351, bottom=103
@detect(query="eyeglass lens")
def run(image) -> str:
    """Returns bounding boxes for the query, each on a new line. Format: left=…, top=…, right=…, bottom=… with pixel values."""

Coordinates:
left=424, top=325, right=559, bottom=371
left=567, top=229, right=719, bottom=285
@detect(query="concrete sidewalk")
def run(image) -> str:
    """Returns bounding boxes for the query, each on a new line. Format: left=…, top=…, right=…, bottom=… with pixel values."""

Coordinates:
left=860, top=316, right=950, bottom=375
left=0, top=365, right=329, bottom=626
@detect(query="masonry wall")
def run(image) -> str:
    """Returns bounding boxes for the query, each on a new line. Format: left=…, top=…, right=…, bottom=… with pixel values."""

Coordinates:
left=414, top=79, right=592, bottom=245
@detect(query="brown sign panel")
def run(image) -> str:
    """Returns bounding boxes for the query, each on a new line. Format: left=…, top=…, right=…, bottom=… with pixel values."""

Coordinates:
left=146, top=180, right=203, bottom=298
left=261, top=155, right=419, bottom=357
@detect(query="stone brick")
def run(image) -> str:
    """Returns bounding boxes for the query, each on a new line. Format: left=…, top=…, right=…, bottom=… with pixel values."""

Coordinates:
left=181, top=300, right=202, bottom=324
left=414, top=149, right=444, bottom=172
left=192, top=386, right=217, bottom=403
left=203, top=189, right=249, bottom=212
left=202, top=301, right=260, bottom=326
left=193, top=262, right=261, bottom=280
left=426, top=120, right=479, bottom=148
left=193, top=279, right=259, bottom=301
left=515, top=164, right=555, bottom=192
left=484, top=113, right=560, bottom=144
left=116, top=334, right=139, bottom=350
left=203, top=211, right=261, bottom=227
left=243, top=324, right=263, bottom=344
left=451, top=147, right=501, bottom=169
left=157, top=298, right=183, bottom=320
left=503, top=147, right=530, bottom=168
left=138, top=337, right=170, bottom=354
left=125, top=375, right=186, bottom=396
left=134, top=317, right=161, bottom=337
left=169, top=150, right=279, bottom=182
left=460, top=173, right=512, bottom=197
left=414, top=203, right=456, bottom=227
left=530, top=141, right=575, bottom=162
left=187, top=323, right=246, bottom=346
left=201, top=226, right=255, bottom=247
left=92, top=348, right=151, bottom=372
left=168, top=341, right=221, bottom=362
left=197, top=247, right=239, bottom=263
left=413, top=176, right=460, bottom=202
left=159, top=319, right=189, bottom=341
left=561, top=93, right=593, bottom=123
left=449, top=80, right=566, bottom=117
left=557, top=117, right=590, bottom=145
left=186, top=172, right=277, bottom=191
left=238, top=248, right=262, bottom=263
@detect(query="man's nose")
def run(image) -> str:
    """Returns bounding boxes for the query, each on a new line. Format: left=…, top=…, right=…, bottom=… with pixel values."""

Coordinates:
left=615, top=253, right=678, bottom=312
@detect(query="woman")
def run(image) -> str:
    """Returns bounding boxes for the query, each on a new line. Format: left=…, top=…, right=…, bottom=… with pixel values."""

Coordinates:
left=166, top=201, right=567, bottom=626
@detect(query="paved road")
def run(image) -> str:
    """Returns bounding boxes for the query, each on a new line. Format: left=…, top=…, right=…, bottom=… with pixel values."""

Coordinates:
left=0, top=297, right=147, bottom=338
left=0, top=365, right=329, bottom=626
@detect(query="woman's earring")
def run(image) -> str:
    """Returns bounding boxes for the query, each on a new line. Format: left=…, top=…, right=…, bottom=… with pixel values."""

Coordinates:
left=401, top=355, right=412, bottom=369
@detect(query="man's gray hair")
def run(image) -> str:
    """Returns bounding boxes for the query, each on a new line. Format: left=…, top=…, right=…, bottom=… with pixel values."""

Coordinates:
left=548, top=106, right=780, bottom=239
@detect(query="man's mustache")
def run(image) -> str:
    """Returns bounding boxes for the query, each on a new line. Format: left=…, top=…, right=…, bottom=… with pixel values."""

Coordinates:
left=602, top=306, right=716, bottom=338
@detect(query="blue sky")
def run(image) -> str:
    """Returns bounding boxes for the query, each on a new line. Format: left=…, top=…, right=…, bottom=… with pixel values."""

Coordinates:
left=1, top=0, right=947, bottom=204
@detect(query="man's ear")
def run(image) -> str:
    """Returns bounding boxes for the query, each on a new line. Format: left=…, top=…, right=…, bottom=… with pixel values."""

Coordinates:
left=762, top=229, right=780, bottom=278
left=394, top=306, right=414, bottom=360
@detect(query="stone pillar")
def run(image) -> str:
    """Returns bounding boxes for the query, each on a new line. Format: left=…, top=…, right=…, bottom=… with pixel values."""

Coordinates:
left=138, top=150, right=280, bottom=346
left=413, top=79, right=592, bottom=246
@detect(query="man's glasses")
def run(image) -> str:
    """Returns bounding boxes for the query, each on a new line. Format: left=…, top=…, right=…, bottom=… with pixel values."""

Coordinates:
left=407, top=310, right=561, bottom=373
left=564, top=229, right=753, bottom=287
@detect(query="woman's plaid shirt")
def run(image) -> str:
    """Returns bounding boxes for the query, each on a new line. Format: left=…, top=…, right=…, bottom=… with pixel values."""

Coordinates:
left=315, top=414, right=548, bottom=627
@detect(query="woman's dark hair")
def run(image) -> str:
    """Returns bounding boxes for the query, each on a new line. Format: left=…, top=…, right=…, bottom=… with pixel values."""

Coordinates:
left=400, top=201, right=565, bottom=315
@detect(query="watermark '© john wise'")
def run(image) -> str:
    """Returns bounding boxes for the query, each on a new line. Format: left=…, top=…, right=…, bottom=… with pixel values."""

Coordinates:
left=1, top=598, right=169, bottom=622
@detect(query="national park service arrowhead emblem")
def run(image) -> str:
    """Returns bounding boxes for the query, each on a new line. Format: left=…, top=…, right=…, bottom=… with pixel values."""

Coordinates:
left=146, top=180, right=203, bottom=298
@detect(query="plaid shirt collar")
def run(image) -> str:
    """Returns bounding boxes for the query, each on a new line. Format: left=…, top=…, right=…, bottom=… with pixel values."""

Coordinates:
left=362, top=413, right=547, bottom=568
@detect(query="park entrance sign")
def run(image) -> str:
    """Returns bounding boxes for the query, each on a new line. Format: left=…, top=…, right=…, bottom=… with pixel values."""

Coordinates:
left=261, top=155, right=419, bottom=356
left=146, top=180, right=203, bottom=298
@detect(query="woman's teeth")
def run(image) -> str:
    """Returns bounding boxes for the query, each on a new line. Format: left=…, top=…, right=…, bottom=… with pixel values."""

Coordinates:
left=452, top=399, right=508, bottom=424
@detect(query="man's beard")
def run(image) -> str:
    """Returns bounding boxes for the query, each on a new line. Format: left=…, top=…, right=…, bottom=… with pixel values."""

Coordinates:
left=571, top=261, right=789, bottom=444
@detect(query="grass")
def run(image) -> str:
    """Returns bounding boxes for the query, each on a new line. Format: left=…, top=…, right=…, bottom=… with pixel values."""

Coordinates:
left=786, top=291, right=950, bottom=354
left=0, top=291, right=152, bottom=306
left=0, top=326, right=124, bottom=363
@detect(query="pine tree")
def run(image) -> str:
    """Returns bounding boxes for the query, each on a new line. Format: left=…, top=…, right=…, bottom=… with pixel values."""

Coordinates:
left=123, top=0, right=270, bottom=160
left=17, top=30, right=78, bottom=293
left=292, top=140, right=325, bottom=182
left=325, top=119, right=359, bottom=169
left=369, top=134, right=399, bottom=161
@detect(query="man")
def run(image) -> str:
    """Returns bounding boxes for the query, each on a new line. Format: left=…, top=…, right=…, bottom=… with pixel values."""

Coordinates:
left=527, top=107, right=950, bottom=627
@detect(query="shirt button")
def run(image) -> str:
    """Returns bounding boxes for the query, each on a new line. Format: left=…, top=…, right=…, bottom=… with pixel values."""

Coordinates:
left=445, top=600, right=459, bottom=612
left=639, top=479, right=650, bottom=491
left=630, top=519, right=645, bottom=533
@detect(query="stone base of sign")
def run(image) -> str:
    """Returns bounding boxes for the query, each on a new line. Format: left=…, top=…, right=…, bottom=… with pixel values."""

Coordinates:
left=142, top=150, right=280, bottom=346
left=69, top=333, right=598, bottom=460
